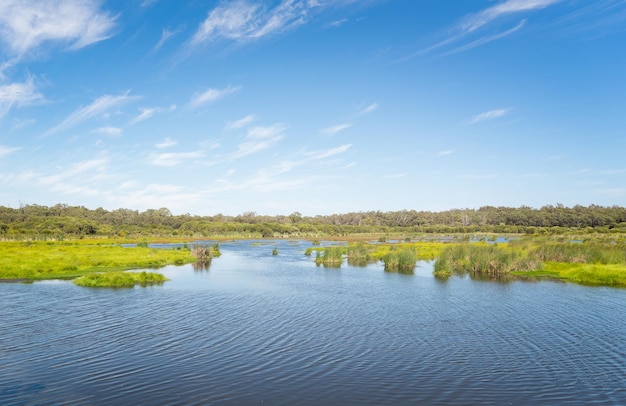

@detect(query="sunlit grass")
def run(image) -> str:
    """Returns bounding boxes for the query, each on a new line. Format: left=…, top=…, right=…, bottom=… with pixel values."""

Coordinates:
left=0, top=241, right=195, bottom=280
left=73, top=271, right=169, bottom=288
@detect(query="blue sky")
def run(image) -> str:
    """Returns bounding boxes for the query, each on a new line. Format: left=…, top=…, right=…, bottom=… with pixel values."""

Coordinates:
left=0, top=0, right=625, bottom=216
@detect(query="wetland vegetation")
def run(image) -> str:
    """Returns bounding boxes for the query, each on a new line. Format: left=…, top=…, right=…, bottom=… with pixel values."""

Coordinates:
left=0, top=203, right=625, bottom=287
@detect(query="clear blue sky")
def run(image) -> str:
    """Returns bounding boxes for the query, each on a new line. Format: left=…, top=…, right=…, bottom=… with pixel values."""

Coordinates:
left=0, top=0, right=624, bottom=216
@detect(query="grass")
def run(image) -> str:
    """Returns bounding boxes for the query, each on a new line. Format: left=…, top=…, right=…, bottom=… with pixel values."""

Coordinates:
left=515, top=262, right=626, bottom=287
left=435, top=240, right=626, bottom=287
left=73, top=271, right=169, bottom=288
left=315, top=246, right=345, bottom=267
left=0, top=241, right=195, bottom=281
left=382, top=247, right=418, bottom=273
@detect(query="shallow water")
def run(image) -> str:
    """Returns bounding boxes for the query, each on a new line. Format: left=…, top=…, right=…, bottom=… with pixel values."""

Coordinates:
left=1, top=240, right=625, bottom=405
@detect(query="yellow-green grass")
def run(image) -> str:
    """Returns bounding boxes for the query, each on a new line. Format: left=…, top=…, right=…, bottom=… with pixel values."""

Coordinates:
left=73, top=271, right=168, bottom=288
left=0, top=241, right=195, bottom=281
left=514, top=262, right=626, bottom=287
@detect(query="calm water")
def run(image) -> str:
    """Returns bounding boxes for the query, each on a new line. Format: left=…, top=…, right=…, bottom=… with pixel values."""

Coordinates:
left=1, top=240, right=624, bottom=405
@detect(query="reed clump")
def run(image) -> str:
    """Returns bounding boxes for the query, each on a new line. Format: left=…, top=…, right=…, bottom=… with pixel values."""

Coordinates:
left=73, top=271, right=168, bottom=288
left=315, top=246, right=345, bottom=267
left=382, top=247, right=418, bottom=272
left=434, top=244, right=542, bottom=277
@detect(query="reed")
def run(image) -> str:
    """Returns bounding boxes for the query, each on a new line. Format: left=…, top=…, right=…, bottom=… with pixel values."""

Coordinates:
left=315, top=246, right=345, bottom=267
left=382, top=247, right=417, bottom=272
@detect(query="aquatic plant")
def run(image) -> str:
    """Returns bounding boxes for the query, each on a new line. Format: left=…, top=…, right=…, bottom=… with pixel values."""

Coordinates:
left=73, top=271, right=168, bottom=288
left=272, top=248, right=279, bottom=255
left=382, top=247, right=417, bottom=272
left=315, top=246, right=345, bottom=267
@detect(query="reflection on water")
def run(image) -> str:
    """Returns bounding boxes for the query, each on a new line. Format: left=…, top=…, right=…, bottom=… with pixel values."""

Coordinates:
left=1, top=239, right=625, bottom=405
left=191, top=260, right=211, bottom=271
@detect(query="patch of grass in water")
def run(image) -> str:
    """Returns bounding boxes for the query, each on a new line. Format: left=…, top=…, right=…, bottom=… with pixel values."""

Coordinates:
left=73, top=271, right=168, bottom=288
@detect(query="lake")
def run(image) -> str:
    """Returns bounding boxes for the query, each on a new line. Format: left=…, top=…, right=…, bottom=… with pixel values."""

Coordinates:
left=1, top=240, right=624, bottom=405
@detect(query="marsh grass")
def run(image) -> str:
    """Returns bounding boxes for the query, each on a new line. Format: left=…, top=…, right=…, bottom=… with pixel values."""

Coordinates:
left=435, top=240, right=626, bottom=287
left=382, top=247, right=418, bottom=272
left=315, top=246, right=345, bottom=267
left=73, top=271, right=168, bottom=288
left=0, top=242, right=195, bottom=280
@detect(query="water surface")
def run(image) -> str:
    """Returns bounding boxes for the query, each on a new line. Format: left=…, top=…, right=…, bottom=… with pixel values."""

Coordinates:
left=1, top=240, right=624, bottom=405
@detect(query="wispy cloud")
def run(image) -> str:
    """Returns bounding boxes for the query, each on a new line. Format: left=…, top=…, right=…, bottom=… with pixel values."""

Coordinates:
left=442, top=20, right=526, bottom=57
left=0, top=77, right=43, bottom=117
left=91, top=126, right=123, bottom=137
left=436, top=150, right=454, bottom=157
left=152, top=27, right=183, bottom=51
left=407, top=0, right=561, bottom=60
left=130, top=104, right=176, bottom=125
left=43, top=91, right=139, bottom=137
left=460, top=0, right=561, bottom=33
left=468, top=108, right=512, bottom=124
left=321, top=123, right=352, bottom=135
left=39, top=157, right=109, bottom=186
left=188, top=0, right=310, bottom=47
left=226, top=114, right=257, bottom=130
left=148, top=151, right=204, bottom=166
left=189, top=85, right=240, bottom=108
left=359, top=102, right=378, bottom=115
left=0, top=145, right=21, bottom=158
left=156, top=138, right=177, bottom=149
left=226, top=123, right=287, bottom=161
left=0, top=0, right=117, bottom=57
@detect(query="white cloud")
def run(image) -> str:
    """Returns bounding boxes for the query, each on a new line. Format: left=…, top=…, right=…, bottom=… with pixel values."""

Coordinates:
left=91, top=126, right=123, bottom=136
left=39, top=157, right=109, bottom=185
left=443, top=20, right=526, bottom=56
left=43, top=91, right=139, bottom=136
left=359, top=102, right=378, bottom=115
left=224, top=123, right=287, bottom=161
left=188, top=0, right=309, bottom=46
left=0, top=0, right=116, bottom=56
left=321, top=122, right=352, bottom=135
left=148, top=151, right=204, bottom=166
left=247, top=123, right=288, bottom=139
left=189, top=85, right=240, bottom=108
left=0, top=145, right=21, bottom=157
left=468, top=108, right=512, bottom=124
left=407, top=0, right=560, bottom=60
left=461, top=0, right=561, bottom=33
left=436, top=150, right=454, bottom=157
left=130, top=104, right=176, bottom=125
left=152, top=27, right=182, bottom=51
left=156, top=138, right=177, bottom=149
left=227, top=114, right=257, bottom=130
left=0, top=77, right=43, bottom=117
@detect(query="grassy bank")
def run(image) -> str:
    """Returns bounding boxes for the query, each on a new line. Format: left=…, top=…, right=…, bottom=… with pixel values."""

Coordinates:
left=0, top=241, right=195, bottom=281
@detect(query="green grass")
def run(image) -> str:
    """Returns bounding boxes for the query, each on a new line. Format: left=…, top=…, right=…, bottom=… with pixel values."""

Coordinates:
left=516, top=262, right=626, bottom=287
left=0, top=241, right=195, bottom=281
left=73, top=271, right=169, bottom=288
left=382, top=247, right=418, bottom=273
left=315, top=246, right=345, bottom=267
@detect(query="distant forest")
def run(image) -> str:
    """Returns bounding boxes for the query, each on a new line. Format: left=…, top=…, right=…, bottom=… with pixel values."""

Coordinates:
left=1, top=203, right=625, bottom=239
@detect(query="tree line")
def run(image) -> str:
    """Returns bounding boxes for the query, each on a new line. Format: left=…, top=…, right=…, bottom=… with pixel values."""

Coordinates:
left=0, top=203, right=625, bottom=239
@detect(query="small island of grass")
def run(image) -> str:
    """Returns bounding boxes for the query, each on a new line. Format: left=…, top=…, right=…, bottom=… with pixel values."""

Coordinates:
left=73, top=271, right=168, bottom=288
